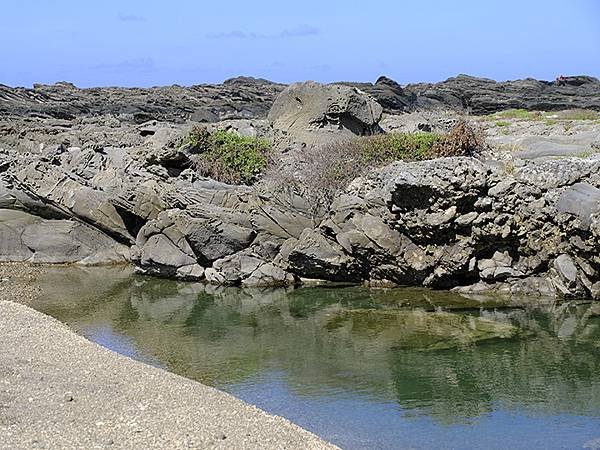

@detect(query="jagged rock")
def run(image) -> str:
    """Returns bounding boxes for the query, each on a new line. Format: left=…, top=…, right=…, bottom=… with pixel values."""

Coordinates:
left=2, top=74, right=598, bottom=127
left=138, top=234, right=196, bottom=273
left=2, top=74, right=600, bottom=297
left=553, top=254, right=578, bottom=285
left=242, top=263, right=295, bottom=287
left=477, top=251, right=523, bottom=281
left=132, top=208, right=256, bottom=280
left=339, top=76, right=411, bottom=113
left=382, top=157, right=488, bottom=242
left=204, top=250, right=295, bottom=287
left=185, top=219, right=256, bottom=264
left=400, top=74, right=600, bottom=114
left=286, top=229, right=363, bottom=282
left=0, top=77, right=285, bottom=123
left=268, top=81, right=383, bottom=149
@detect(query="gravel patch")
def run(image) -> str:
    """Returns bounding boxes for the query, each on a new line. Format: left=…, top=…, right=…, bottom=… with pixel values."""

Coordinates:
left=0, top=300, right=337, bottom=449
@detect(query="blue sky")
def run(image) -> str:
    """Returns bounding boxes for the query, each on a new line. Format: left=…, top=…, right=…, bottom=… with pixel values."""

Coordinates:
left=1, top=0, right=599, bottom=87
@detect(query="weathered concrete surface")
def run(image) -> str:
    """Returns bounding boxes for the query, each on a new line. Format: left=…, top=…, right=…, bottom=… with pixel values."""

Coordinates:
left=0, top=300, right=336, bottom=450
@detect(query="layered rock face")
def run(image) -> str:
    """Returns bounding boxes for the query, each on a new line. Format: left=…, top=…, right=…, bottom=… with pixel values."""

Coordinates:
left=0, top=209, right=128, bottom=264
left=3, top=138, right=599, bottom=297
left=1, top=77, right=600, bottom=298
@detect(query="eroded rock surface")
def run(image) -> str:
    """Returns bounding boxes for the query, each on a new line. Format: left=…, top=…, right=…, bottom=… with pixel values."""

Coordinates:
left=347, top=74, right=600, bottom=114
left=1, top=76, right=600, bottom=297
left=0, top=77, right=285, bottom=123
left=268, top=81, right=382, bottom=149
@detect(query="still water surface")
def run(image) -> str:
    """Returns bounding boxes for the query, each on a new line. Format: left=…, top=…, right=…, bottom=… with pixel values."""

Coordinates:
left=29, top=267, right=600, bottom=449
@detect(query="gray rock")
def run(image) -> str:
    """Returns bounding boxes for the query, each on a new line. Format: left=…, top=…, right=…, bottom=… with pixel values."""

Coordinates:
left=185, top=219, right=256, bottom=264
left=0, top=77, right=285, bottom=123
left=557, top=182, right=600, bottom=228
left=268, top=81, right=383, bottom=149
left=2, top=74, right=598, bottom=126
left=553, top=254, right=578, bottom=285
left=2, top=74, right=600, bottom=296
left=286, top=229, right=363, bottom=282
left=242, top=263, right=295, bottom=287
left=140, top=234, right=196, bottom=270
left=0, top=209, right=129, bottom=264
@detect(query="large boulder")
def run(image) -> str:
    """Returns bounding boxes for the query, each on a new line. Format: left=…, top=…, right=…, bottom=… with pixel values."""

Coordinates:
left=268, top=81, right=383, bottom=149
left=131, top=207, right=257, bottom=280
left=340, top=76, right=412, bottom=113
left=0, top=209, right=129, bottom=264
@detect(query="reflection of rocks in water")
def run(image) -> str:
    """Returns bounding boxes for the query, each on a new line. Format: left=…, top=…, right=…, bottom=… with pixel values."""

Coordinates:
left=387, top=304, right=600, bottom=423
left=389, top=313, right=600, bottom=424
left=118, top=284, right=600, bottom=423
left=29, top=265, right=134, bottom=319
left=128, top=277, right=297, bottom=324
left=129, top=279, right=205, bottom=324
left=325, top=309, right=519, bottom=351
left=204, top=283, right=295, bottom=314
left=28, top=268, right=600, bottom=424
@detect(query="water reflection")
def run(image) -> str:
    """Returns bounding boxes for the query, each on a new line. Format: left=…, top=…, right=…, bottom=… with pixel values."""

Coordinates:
left=29, top=267, right=600, bottom=448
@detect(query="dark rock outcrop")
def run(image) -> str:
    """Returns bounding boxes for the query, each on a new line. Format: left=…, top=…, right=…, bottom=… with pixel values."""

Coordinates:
left=346, top=74, right=600, bottom=114
left=2, top=76, right=600, bottom=297
left=2, top=74, right=599, bottom=125
left=3, top=126, right=600, bottom=296
left=0, top=77, right=285, bottom=123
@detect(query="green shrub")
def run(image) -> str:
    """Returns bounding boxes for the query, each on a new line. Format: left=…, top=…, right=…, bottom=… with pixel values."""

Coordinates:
left=357, top=131, right=444, bottom=163
left=495, top=109, right=540, bottom=120
left=495, top=121, right=511, bottom=127
left=180, top=128, right=270, bottom=185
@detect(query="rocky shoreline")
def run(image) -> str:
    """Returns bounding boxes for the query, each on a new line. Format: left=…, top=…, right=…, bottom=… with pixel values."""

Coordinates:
left=1, top=75, right=600, bottom=299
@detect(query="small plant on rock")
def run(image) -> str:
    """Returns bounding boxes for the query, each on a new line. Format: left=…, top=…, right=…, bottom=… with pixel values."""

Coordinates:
left=180, top=128, right=271, bottom=185
left=430, top=119, right=487, bottom=157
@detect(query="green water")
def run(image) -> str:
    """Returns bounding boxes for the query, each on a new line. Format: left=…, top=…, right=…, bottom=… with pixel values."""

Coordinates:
left=28, top=266, right=600, bottom=449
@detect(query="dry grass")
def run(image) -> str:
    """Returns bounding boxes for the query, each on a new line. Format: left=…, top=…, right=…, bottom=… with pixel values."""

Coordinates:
left=558, top=109, right=600, bottom=121
left=267, top=120, right=485, bottom=217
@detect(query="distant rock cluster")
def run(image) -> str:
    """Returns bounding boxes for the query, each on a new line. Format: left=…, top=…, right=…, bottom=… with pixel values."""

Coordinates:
left=2, top=74, right=599, bottom=123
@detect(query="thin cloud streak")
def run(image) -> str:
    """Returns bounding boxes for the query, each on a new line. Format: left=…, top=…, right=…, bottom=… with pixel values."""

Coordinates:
left=117, top=13, right=146, bottom=22
left=207, top=25, right=319, bottom=40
